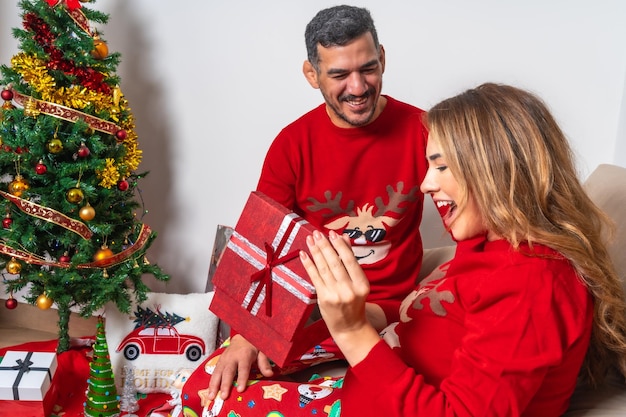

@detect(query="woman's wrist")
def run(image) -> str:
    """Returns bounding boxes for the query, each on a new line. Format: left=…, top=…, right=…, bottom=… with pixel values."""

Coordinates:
left=331, top=323, right=381, bottom=367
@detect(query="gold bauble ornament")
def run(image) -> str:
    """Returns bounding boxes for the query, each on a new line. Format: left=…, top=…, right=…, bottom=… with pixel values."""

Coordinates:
left=66, top=187, right=84, bottom=204
left=36, top=293, right=53, bottom=310
left=79, top=203, right=96, bottom=221
left=8, top=175, right=29, bottom=197
left=91, top=37, right=109, bottom=60
left=93, top=245, right=114, bottom=263
left=2, top=101, right=14, bottom=110
left=47, top=138, right=63, bottom=154
left=6, top=258, right=22, bottom=275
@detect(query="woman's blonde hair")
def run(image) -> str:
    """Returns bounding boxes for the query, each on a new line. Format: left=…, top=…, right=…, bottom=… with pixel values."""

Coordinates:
left=426, top=82, right=626, bottom=386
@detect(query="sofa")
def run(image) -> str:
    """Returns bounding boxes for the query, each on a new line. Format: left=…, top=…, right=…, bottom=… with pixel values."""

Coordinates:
left=418, top=164, right=626, bottom=416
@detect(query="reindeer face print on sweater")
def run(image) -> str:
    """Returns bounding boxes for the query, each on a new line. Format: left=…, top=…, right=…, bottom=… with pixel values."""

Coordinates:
left=306, top=181, right=419, bottom=265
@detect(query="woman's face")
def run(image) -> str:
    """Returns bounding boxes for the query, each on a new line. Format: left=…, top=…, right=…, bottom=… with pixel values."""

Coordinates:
left=420, top=138, right=494, bottom=241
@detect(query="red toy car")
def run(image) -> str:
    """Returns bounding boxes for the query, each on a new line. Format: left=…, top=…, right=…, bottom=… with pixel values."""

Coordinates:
left=116, top=326, right=206, bottom=362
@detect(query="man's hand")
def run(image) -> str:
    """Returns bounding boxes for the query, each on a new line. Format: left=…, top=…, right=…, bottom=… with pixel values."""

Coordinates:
left=207, top=334, right=274, bottom=400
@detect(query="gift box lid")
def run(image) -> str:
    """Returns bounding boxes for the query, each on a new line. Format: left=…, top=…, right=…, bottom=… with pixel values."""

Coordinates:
left=0, top=351, right=58, bottom=401
left=211, top=191, right=324, bottom=341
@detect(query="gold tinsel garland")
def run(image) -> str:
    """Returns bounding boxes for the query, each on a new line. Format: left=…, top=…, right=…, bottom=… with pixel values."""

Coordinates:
left=9, top=52, right=142, bottom=187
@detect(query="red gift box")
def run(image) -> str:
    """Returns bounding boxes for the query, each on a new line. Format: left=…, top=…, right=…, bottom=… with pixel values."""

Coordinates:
left=209, top=191, right=329, bottom=367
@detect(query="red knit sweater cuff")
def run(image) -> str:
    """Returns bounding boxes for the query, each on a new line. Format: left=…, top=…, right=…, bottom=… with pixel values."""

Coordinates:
left=351, top=339, right=407, bottom=382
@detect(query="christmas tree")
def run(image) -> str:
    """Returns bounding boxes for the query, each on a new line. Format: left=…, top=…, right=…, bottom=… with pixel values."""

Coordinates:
left=119, top=365, right=139, bottom=416
left=133, top=304, right=186, bottom=329
left=85, top=316, right=120, bottom=417
left=0, top=0, right=169, bottom=352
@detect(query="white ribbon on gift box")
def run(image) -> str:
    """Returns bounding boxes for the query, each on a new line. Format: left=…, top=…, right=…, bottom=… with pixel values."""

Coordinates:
left=227, top=212, right=316, bottom=316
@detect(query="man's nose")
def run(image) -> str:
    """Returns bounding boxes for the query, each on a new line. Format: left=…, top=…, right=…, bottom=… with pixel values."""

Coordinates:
left=346, top=72, right=368, bottom=96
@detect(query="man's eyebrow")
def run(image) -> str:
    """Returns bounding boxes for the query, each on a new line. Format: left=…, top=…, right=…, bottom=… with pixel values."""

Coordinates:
left=326, top=59, right=379, bottom=75
left=428, top=153, right=443, bottom=161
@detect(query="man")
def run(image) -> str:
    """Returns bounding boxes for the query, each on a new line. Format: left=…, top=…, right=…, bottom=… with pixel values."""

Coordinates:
left=181, top=5, right=428, bottom=412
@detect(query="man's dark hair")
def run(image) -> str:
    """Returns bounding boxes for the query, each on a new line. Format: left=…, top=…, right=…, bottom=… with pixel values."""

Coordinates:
left=305, top=5, right=379, bottom=71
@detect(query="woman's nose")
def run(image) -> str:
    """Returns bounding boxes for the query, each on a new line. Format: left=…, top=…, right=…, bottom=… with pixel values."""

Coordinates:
left=420, top=169, right=438, bottom=194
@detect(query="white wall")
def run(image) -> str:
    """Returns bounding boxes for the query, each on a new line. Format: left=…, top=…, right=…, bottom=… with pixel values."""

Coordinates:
left=1, top=0, right=625, bottom=296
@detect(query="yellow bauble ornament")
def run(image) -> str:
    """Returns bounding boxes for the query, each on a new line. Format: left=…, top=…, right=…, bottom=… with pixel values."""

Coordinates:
left=36, top=293, right=53, bottom=310
left=93, top=246, right=114, bottom=263
left=6, top=258, right=21, bottom=275
left=91, top=38, right=108, bottom=60
left=47, top=138, right=63, bottom=153
left=79, top=203, right=96, bottom=221
left=66, top=187, right=84, bottom=204
left=8, top=175, right=29, bottom=197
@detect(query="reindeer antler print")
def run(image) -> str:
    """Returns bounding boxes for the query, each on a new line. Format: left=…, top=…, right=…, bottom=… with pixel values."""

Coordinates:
left=374, top=181, right=419, bottom=217
left=412, top=264, right=455, bottom=317
left=306, top=190, right=356, bottom=219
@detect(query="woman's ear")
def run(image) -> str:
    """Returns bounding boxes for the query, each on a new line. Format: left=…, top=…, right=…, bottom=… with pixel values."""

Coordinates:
left=303, top=60, right=320, bottom=89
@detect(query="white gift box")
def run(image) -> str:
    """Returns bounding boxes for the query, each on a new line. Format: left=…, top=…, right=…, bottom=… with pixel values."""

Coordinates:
left=0, top=351, right=58, bottom=401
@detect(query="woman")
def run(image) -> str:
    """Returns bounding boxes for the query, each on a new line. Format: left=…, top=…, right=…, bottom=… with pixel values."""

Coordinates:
left=300, top=83, right=626, bottom=416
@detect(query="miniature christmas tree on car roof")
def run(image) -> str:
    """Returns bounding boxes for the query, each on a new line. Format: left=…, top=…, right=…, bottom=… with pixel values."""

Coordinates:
left=0, top=0, right=169, bottom=352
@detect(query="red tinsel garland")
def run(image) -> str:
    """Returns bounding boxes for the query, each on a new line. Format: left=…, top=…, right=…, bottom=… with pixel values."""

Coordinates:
left=22, top=13, right=110, bottom=94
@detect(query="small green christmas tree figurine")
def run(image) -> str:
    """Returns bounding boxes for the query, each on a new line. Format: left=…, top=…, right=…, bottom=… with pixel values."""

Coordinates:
left=85, top=316, right=120, bottom=417
left=0, top=0, right=169, bottom=352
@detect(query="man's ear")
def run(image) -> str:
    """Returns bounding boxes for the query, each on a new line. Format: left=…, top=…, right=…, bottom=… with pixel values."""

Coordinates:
left=379, top=44, right=386, bottom=74
left=303, top=60, right=320, bottom=89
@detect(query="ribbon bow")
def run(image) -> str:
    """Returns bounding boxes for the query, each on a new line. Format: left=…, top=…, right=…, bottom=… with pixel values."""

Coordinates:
left=11, top=358, right=34, bottom=372
left=45, top=0, right=82, bottom=11
left=250, top=242, right=299, bottom=317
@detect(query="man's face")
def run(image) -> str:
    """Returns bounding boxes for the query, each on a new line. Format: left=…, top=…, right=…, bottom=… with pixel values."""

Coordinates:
left=309, top=32, right=385, bottom=128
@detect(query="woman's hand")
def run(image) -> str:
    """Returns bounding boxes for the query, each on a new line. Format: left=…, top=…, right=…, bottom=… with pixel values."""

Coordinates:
left=207, top=334, right=274, bottom=400
left=300, top=230, right=381, bottom=366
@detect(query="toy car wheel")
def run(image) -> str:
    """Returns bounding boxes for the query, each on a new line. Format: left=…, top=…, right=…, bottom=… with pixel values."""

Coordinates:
left=186, top=345, right=202, bottom=361
left=123, top=344, right=140, bottom=360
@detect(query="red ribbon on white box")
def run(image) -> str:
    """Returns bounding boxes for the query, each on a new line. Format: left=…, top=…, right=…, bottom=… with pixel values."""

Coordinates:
left=228, top=213, right=316, bottom=317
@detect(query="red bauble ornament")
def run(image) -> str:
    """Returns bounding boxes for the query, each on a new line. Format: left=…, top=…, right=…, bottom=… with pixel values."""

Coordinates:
left=115, top=129, right=127, bottom=141
left=5, top=297, right=17, bottom=310
left=77, top=143, right=90, bottom=158
left=35, top=161, right=47, bottom=175
left=117, top=179, right=129, bottom=191
left=1, top=89, right=13, bottom=101
left=59, top=253, right=71, bottom=263
left=2, top=217, right=12, bottom=229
